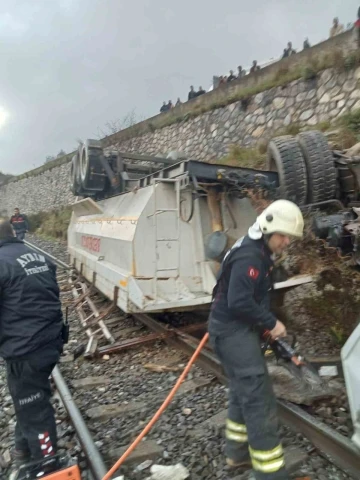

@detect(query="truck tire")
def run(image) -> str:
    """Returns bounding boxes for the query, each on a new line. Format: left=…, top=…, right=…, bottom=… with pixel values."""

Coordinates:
left=297, top=130, right=337, bottom=203
left=80, top=139, right=106, bottom=191
left=266, top=136, right=308, bottom=205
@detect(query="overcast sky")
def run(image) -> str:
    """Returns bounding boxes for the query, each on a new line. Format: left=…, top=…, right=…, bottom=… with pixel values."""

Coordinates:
left=0, top=0, right=358, bottom=175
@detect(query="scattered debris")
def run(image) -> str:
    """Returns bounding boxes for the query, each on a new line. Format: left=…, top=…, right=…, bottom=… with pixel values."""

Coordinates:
left=319, top=366, right=338, bottom=377
left=0, top=449, right=11, bottom=469
left=144, top=363, right=183, bottom=373
left=268, top=363, right=335, bottom=405
left=134, top=459, right=153, bottom=472
left=182, top=408, right=192, bottom=416
left=345, top=141, right=360, bottom=157
left=72, top=376, right=111, bottom=389
left=145, top=463, right=190, bottom=480
left=86, top=401, right=146, bottom=421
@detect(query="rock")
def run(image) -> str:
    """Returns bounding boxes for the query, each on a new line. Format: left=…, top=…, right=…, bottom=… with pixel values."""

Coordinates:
left=329, top=86, right=342, bottom=98
left=320, top=69, right=333, bottom=85
left=147, top=463, right=190, bottom=480
left=252, top=126, right=265, bottom=138
left=319, top=93, right=330, bottom=104
left=306, top=90, right=316, bottom=100
left=350, top=89, right=360, bottom=99
left=299, top=110, right=314, bottom=121
left=284, top=114, right=292, bottom=126
left=272, top=97, right=286, bottom=109
left=72, top=377, right=111, bottom=389
left=0, top=449, right=11, bottom=468
left=296, top=92, right=307, bottom=102
left=333, top=93, right=345, bottom=101
left=134, top=459, right=153, bottom=472
left=182, top=408, right=192, bottom=416
left=343, top=79, right=357, bottom=92
left=267, top=364, right=334, bottom=405
left=351, top=99, right=360, bottom=111
left=346, top=142, right=360, bottom=157
left=307, top=115, right=318, bottom=125
left=109, top=440, right=164, bottom=465
left=254, top=92, right=264, bottom=105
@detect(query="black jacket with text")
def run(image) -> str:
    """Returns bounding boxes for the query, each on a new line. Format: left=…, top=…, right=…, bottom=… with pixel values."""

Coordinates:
left=209, top=235, right=277, bottom=332
left=0, top=238, right=63, bottom=359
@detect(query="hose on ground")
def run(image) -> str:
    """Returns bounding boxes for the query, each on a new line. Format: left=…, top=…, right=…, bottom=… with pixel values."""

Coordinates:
left=101, top=332, right=210, bottom=480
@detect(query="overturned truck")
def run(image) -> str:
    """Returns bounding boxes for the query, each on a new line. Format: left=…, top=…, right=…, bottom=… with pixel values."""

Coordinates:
left=68, top=129, right=360, bottom=449
left=68, top=129, right=360, bottom=314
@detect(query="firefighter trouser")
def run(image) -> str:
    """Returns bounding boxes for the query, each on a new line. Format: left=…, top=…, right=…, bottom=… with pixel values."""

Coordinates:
left=210, top=329, right=289, bottom=480
left=6, top=343, right=61, bottom=461
left=15, top=231, right=25, bottom=240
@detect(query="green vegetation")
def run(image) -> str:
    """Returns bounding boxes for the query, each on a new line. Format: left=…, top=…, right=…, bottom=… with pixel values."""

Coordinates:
left=215, top=145, right=266, bottom=170
left=339, top=108, right=360, bottom=135
left=28, top=207, right=72, bottom=241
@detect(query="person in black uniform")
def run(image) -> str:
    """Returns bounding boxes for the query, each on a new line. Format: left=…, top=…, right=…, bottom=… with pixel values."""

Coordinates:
left=10, top=208, right=29, bottom=240
left=0, top=218, right=65, bottom=475
left=208, top=200, right=304, bottom=480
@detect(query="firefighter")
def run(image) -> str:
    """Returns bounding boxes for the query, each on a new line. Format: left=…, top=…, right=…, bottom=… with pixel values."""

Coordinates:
left=0, top=218, right=65, bottom=477
left=208, top=199, right=304, bottom=480
left=10, top=207, right=29, bottom=240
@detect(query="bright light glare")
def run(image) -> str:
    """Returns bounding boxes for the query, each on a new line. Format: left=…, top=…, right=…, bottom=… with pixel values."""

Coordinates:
left=0, top=107, right=9, bottom=129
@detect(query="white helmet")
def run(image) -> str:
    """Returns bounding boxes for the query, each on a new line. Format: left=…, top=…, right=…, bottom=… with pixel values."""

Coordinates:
left=257, top=199, right=304, bottom=238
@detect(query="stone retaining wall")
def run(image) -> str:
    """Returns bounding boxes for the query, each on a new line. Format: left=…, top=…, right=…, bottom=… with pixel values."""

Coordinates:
left=107, top=66, right=360, bottom=162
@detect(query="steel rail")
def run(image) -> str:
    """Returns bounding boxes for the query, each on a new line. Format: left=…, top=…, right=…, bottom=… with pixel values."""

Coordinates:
left=52, top=366, right=108, bottom=480
left=277, top=401, right=360, bottom=479
left=24, top=240, right=70, bottom=270
left=25, top=241, right=108, bottom=480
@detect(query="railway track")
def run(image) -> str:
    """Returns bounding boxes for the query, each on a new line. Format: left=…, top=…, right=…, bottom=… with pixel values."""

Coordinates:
left=20, top=239, right=360, bottom=480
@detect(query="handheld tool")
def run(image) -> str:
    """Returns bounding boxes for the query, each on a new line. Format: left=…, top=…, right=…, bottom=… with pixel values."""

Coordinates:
left=261, top=330, right=327, bottom=391
left=11, top=454, right=80, bottom=480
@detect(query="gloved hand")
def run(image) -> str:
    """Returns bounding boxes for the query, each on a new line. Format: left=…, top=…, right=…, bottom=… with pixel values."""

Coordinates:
left=269, top=320, right=287, bottom=340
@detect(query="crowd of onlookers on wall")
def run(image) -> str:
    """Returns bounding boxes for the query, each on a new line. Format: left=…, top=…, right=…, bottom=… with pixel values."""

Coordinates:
left=159, top=13, right=359, bottom=114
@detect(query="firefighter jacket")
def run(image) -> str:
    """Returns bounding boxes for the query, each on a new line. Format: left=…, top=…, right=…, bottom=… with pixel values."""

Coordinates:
left=209, top=235, right=277, bottom=333
left=0, top=238, right=63, bottom=360
left=10, top=214, right=29, bottom=234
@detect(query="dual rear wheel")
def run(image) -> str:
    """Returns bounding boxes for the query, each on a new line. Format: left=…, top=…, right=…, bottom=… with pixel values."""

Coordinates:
left=267, top=130, right=337, bottom=206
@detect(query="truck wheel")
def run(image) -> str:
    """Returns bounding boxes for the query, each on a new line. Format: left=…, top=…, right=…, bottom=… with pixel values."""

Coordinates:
left=266, top=136, right=308, bottom=205
left=80, top=139, right=106, bottom=191
left=297, top=130, right=337, bottom=203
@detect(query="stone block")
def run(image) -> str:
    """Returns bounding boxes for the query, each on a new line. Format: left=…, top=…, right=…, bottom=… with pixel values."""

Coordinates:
left=86, top=401, right=147, bottom=421
left=72, top=377, right=111, bottom=389
left=109, top=440, right=163, bottom=465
